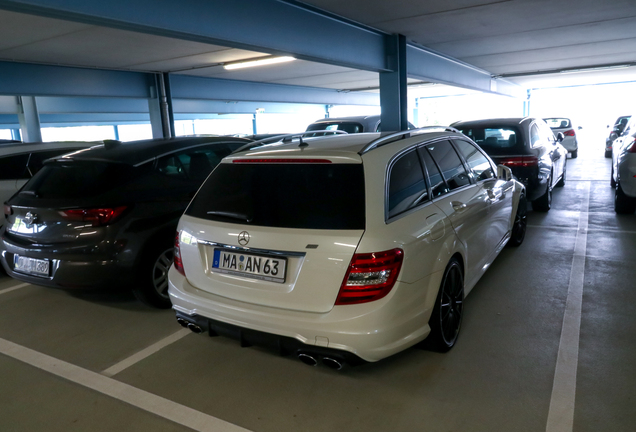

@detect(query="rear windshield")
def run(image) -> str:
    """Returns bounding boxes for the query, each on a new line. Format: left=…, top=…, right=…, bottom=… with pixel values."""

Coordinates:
left=306, top=122, right=365, bottom=134
left=456, top=127, right=525, bottom=155
left=544, top=118, right=571, bottom=129
left=20, top=161, right=139, bottom=199
left=186, top=162, right=365, bottom=230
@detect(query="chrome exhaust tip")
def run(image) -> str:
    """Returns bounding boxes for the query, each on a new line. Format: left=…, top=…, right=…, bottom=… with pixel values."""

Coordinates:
left=298, top=353, right=318, bottom=366
left=187, top=322, right=203, bottom=334
left=176, top=317, right=189, bottom=328
left=322, top=357, right=343, bottom=370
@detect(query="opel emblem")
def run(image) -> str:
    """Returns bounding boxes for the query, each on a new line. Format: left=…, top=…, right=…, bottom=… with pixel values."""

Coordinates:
left=24, top=212, right=37, bottom=225
left=238, top=231, right=250, bottom=246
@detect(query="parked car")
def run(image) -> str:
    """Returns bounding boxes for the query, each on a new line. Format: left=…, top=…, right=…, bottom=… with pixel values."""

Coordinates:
left=168, top=127, right=527, bottom=367
left=1, top=136, right=251, bottom=307
left=305, top=115, right=415, bottom=134
left=1, top=141, right=95, bottom=218
left=610, top=116, right=636, bottom=213
left=606, top=115, right=631, bottom=158
left=543, top=118, right=579, bottom=158
left=452, top=118, right=568, bottom=212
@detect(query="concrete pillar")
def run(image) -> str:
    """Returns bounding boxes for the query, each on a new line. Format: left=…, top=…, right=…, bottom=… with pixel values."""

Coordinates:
left=379, top=34, right=408, bottom=132
left=18, top=96, right=43, bottom=142
left=148, top=83, right=164, bottom=139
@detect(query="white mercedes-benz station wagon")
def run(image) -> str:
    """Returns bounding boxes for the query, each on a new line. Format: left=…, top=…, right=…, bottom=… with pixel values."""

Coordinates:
left=168, top=128, right=527, bottom=369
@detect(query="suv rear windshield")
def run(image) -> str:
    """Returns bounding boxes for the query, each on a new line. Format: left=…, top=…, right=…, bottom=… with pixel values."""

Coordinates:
left=186, top=162, right=365, bottom=230
left=21, top=161, right=139, bottom=199
left=544, top=118, right=571, bottom=129
left=456, top=127, right=525, bottom=155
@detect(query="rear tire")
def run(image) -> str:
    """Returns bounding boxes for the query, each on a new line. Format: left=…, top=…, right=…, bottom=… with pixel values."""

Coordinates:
left=605, top=150, right=612, bottom=158
left=133, top=244, right=174, bottom=308
left=615, top=182, right=636, bottom=214
left=426, top=258, right=464, bottom=352
left=532, top=174, right=552, bottom=212
left=571, top=150, right=578, bottom=158
left=508, top=192, right=527, bottom=247
left=611, top=165, right=616, bottom=188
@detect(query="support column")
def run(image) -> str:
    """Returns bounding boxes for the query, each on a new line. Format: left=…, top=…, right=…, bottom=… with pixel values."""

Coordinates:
left=18, top=96, right=43, bottom=142
left=163, top=73, right=176, bottom=138
left=379, top=34, right=408, bottom=132
left=524, top=89, right=532, bottom=116
left=11, top=129, right=21, bottom=141
left=148, top=80, right=164, bottom=139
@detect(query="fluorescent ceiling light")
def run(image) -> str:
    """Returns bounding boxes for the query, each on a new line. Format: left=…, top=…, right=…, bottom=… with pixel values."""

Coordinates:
left=224, top=56, right=296, bottom=70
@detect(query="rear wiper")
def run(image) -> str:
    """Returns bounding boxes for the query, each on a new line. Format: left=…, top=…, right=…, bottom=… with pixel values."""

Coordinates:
left=19, top=190, right=39, bottom=197
left=206, top=210, right=252, bottom=223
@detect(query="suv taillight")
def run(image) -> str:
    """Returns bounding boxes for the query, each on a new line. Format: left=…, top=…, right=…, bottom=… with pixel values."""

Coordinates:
left=628, top=139, right=636, bottom=153
left=564, top=129, right=576, bottom=137
left=335, top=248, right=403, bottom=305
left=498, top=156, right=538, bottom=167
left=174, top=231, right=185, bottom=276
left=59, top=206, right=127, bottom=227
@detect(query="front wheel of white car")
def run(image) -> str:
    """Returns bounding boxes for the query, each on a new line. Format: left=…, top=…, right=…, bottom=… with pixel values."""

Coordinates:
left=426, top=258, right=464, bottom=352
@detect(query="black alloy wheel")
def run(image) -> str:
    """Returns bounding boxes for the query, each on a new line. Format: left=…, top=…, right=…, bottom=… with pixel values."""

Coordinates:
left=508, top=192, right=527, bottom=247
left=532, top=173, right=552, bottom=212
left=615, top=181, right=636, bottom=214
left=427, top=258, right=464, bottom=352
left=133, top=245, right=174, bottom=308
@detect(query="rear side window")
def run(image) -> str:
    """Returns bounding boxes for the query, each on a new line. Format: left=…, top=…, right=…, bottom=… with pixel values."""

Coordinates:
left=419, top=147, right=448, bottom=198
left=425, top=141, right=471, bottom=191
left=388, top=150, right=428, bottom=218
left=21, top=162, right=138, bottom=199
left=0, top=154, right=29, bottom=180
left=530, top=124, right=542, bottom=147
left=187, top=163, right=365, bottom=230
left=453, top=140, right=495, bottom=181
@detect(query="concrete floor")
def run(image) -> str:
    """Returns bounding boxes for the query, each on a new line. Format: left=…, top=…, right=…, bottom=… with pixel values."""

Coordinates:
left=1, top=136, right=634, bottom=432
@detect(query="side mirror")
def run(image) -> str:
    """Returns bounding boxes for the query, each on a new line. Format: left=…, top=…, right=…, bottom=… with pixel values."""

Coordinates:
left=497, top=165, right=513, bottom=182
left=556, top=132, right=565, bottom=143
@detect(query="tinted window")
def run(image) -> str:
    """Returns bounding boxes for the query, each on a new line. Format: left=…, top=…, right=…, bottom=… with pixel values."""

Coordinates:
left=388, top=150, right=428, bottom=218
left=306, top=122, right=363, bottom=134
left=425, top=141, right=471, bottom=191
left=21, top=162, right=138, bottom=199
left=187, top=163, right=365, bottom=230
left=457, top=127, right=524, bottom=155
left=419, top=147, right=449, bottom=198
left=0, top=154, right=29, bottom=180
left=530, top=124, right=542, bottom=147
left=544, top=118, right=571, bottom=129
left=156, top=145, right=235, bottom=181
left=453, top=140, right=495, bottom=181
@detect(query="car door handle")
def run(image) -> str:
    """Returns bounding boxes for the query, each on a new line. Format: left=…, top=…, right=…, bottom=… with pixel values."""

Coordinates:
left=451, top=201, right=467, bottom=211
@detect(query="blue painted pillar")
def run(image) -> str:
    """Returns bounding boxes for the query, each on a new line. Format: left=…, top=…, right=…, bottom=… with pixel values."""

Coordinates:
left=524, top=89, right=532, bottom=116
left=148, top=78, right=164, bottom=139
left=18, top=96, right=43, bottom=142
left=113, top=125, right=120, bottom=140
left=11, top=129, right=21, bottom=141
left=380, top=34, right=408, bottom=132
left=252, top=113, right=257, bottom=134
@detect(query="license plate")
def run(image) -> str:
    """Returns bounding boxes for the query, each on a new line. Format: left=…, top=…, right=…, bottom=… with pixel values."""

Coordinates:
left=14, top=255, right=50, bottom=277
left=212, top=249, right=287, bottom=283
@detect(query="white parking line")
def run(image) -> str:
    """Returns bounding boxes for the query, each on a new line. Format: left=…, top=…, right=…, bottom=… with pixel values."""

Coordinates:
left=0, top=337, right=252, bottom=432
left=0, top=282, right=30, bottom=295
left=102, top=328, right=191, bottom=377
left=545, top=181, right=590, bottom=432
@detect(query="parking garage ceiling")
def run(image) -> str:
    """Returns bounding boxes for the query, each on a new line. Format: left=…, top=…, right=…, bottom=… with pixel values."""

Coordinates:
left=0, top=0, right=635, bottom=93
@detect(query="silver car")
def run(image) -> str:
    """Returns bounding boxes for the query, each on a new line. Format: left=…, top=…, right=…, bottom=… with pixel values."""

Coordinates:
left=544, top=118, right=579, bottom=158
left=611, top=116, right=636, bottom=213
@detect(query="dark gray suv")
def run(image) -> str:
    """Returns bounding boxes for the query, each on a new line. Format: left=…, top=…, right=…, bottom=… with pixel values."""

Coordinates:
left=1, top=136, right=250, bottom=307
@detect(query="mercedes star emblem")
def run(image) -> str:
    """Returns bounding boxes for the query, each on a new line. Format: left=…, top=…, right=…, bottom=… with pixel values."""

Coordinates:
left=238, top=231, right=250, bottom=246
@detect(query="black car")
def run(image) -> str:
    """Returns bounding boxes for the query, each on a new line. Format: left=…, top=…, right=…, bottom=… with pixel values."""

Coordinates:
left=0, top=136, right=251, bottom=307
left=452, top=118, right=568, bottom=212
left=305, top=115, right=416, bottom=134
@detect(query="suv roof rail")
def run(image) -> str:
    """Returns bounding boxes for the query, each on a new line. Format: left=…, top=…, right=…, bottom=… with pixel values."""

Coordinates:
left=231, top=130, right=348, bottom=154
left=358, top=126, right=460, bottom=155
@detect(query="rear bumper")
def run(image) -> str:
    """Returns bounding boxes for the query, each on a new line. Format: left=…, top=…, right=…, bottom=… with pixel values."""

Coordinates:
left=0, top=238, right=135, bottom=289
left=168, top=266, right=441, bottom=363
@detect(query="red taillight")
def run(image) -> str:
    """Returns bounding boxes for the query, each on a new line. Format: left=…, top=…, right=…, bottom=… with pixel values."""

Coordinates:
left=174, top=231, right=185, bottom=276
left=498, top=156, right=539, bottom=167
left=628, top=139, right=636, bottom=153
left=563, top=129, right=576, bottom=137
left=59, top=206, right=127, bottom=227
left=335, top=248, right=404, bottom=305
left=233, top=159, right=332, bottom=164
left=3, top=204, right=11, bottom=216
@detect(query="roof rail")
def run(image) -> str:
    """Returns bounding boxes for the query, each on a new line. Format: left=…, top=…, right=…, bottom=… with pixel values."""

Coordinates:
left=231, top=130, right=348, bottom=154
left=358, top=126, right=460, bottom=155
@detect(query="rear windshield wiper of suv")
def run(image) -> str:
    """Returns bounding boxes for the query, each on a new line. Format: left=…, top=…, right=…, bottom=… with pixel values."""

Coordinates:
left=206, top=210, right=253, bottom=223
left=19, top=190, right=39, bottom=197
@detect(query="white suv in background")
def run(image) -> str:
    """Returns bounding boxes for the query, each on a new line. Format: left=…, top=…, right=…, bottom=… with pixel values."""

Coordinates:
left=168, top=128, right=527, bottom=368
left=611, top=117, right=636, bottom=213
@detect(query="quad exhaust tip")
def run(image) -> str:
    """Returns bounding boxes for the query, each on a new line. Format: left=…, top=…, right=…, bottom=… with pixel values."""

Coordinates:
left=176, top=317, right=203, bottom=334
left=298, top=353, right=318, bottom=367
left=297, top=353, right=344, bottom=370
left=322, top=357, right=343, bottom=371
